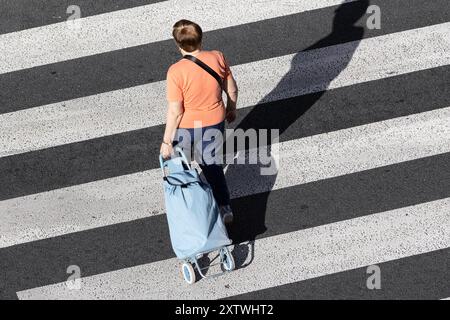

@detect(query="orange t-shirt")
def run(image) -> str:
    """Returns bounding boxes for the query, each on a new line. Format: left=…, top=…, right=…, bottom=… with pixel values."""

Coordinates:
left=166, top=50, right=232, bottom=128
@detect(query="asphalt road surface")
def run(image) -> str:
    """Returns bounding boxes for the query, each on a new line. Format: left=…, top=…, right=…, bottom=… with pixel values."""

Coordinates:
left=0, top=0, right=449, bottom=299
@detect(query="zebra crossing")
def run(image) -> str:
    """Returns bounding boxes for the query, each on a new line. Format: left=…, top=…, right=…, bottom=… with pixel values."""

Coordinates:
left=2, top=22, right=449, bottom=157
left=16, top=199, right=450, bottom=299
left=0, top=0, right=449, bottom=299
left=2, top=107, right=450, bottom=247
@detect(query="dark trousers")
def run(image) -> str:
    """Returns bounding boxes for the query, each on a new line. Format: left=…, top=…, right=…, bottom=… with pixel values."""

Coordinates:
left=174, top=121, right=231, bottom=206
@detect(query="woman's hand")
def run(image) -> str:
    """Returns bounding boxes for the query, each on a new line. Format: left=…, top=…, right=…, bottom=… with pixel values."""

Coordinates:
left=161, top=101, right=183, bottom=159
left=160, top=142, right=173, bottom=159
left=226, top=108, right=237, bottom=123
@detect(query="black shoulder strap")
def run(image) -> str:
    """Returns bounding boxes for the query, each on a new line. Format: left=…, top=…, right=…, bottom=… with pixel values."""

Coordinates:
left=183, top=55, right=223, bottom=89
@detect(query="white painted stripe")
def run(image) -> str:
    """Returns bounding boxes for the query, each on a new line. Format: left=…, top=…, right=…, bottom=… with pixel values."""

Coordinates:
left=16, top=198, right=450, bottom=299
left=0, top=0, right=353, bottom=74
left=1, top=22, right=449, bottom=157
left=1, top=107, right=449, bottom=248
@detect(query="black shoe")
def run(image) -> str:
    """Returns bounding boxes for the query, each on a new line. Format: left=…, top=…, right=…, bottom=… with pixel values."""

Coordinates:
left=220, top=205, right=234, bottom=225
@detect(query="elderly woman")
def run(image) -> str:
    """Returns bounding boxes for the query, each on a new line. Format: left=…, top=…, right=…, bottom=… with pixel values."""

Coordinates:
left=160, top=19, right=239, bottom=224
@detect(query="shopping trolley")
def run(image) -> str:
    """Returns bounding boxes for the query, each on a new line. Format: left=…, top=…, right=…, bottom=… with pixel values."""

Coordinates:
left=159, top=147, right=235, bottom=284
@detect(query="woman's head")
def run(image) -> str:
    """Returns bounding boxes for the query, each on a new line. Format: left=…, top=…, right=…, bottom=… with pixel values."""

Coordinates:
left=172, top=19, right=203, bottom=52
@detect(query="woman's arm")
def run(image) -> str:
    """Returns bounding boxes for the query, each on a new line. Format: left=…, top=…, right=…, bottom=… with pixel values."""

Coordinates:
left=160, top=101, right=184, bottom=158
left=224, top=75, right=238, bottom=123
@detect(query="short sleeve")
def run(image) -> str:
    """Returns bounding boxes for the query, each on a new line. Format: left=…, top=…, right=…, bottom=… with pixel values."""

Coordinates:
left=218, top=51, right=233, bottom=80
left=166, top=67, right=183, bottom=102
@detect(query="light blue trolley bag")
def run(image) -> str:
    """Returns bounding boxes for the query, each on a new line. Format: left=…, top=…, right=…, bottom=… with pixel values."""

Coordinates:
left=160, top=147, right=232, bottom=260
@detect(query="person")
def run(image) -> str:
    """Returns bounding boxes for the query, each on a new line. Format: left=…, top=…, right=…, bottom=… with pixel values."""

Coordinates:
left=160, top=19, right=239, bottom=224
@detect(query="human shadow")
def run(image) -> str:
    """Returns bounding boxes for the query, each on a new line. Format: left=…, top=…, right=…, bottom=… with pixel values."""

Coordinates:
left=224, top=1, right=370, bottom=247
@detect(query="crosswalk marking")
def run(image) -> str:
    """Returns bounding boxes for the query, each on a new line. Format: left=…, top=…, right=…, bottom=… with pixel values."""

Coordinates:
left=0, top=0, right=353, bottom=74
left=16, top=198, right=450, bottom=299
left=1, top=107, right=448, bottom=248
left=231, top=248, right=450, bottom=299
left=0, top=0, right=166, bottom=35
left=1, top=22, right=449, bottom=157
left=1, top=0, right=449, bottom=299
left=3, top=0, right=448, bottom=115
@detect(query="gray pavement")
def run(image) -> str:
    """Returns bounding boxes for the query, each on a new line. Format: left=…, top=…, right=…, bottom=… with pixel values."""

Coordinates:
left=0, top=0, right=449, bottom=299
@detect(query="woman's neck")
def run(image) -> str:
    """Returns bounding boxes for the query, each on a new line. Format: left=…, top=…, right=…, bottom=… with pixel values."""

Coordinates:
left=180, top=48, right=202, bottom=56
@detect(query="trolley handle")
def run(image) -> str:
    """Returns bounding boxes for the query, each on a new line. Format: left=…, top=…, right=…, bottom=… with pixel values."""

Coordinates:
left=159, top=146, right=191, bottom=177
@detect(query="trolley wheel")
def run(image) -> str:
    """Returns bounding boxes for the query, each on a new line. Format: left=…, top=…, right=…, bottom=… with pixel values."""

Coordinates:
left=181, top=262, right=196, bottom=285
left=221, top=248, right=235, bottom=272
